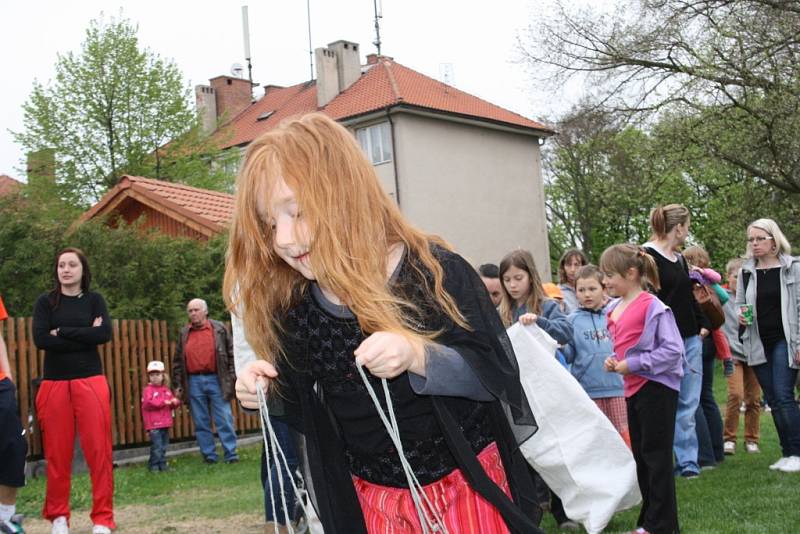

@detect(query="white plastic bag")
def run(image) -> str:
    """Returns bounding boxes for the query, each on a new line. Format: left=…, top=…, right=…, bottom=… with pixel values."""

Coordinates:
left=508, top=322, right=641, bottom=534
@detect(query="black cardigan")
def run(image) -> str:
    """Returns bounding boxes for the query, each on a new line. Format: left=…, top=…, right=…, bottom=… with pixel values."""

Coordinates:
left=271, top=247, right=543, bottom=533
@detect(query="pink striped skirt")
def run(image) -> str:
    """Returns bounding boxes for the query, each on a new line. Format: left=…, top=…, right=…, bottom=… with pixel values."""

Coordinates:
left=594, top=396, right=629, bottom=435
left=352, top=442, right=511, bottom=534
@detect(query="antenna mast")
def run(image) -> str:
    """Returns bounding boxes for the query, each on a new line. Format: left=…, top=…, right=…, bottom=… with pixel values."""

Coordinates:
left=241, top=6, right=253, bottom=92
left=373, top=0, right=382, bottom=55
left=307, top=0, right=314, bottom=79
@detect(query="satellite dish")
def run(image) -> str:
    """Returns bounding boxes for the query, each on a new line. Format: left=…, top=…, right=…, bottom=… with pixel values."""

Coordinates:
left=231, top=63, right=245, bottom=78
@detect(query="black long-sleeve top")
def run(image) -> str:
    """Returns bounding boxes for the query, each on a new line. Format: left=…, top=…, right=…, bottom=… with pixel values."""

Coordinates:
left=644, top=246, right=709, bottom=338
left=32, top=291, right=112, bottom=380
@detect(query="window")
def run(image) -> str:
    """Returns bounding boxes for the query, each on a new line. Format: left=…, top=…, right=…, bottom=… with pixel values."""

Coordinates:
left=356, top=122, right=393, bottom=165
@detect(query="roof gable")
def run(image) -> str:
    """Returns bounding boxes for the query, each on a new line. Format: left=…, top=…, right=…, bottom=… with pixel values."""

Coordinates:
left=216, top=58, right=551, bottom=149
left=80, top=176, right=233, bottom=238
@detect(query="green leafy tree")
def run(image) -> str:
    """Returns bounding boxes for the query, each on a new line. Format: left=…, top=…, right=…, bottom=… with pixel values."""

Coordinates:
left=0, top=196, right=229, bottom=325
left=521, top=0, right=800, bottom=192
left=13, top=14, right=232, bottom=204
left=544, top=104, right=800, bottom=273
left=544, top=105, right=694, bottom=265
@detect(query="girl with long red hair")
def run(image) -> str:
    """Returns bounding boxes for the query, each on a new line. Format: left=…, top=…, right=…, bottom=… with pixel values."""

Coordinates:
left=226, top=113, right=542, bottom=533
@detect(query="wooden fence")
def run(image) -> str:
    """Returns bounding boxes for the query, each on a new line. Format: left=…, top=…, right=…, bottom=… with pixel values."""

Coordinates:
left=1, top=317, right=259, bottom=459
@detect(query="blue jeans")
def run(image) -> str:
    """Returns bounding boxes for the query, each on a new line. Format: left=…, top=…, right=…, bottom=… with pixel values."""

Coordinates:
left=148, top=428, right=169, bottom=471
left=674, top=335, right=702, bottom=474
left=261, top=418, right=299, bottom=524
left=188, top=374, right=238, bottom=462
left=752, top=340, right=800, bottom=457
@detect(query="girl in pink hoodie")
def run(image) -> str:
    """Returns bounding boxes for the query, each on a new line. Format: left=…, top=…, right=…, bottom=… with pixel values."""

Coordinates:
left=141, top=361, right=179, bottom=472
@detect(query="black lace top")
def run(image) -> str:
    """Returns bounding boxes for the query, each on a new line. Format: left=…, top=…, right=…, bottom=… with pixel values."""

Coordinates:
left=269, top=246, right=540, bottom=533
left=280, top=251, right=493, bottom=486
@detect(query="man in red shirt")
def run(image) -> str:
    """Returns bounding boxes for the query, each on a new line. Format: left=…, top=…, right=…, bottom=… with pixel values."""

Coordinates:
left=0, top=296, right=27, bottom=533
left=171, top=298, right=238, bottom=464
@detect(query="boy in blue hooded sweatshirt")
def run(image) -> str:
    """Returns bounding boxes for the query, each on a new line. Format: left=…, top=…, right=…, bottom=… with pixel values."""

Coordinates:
left=563, top=265, right=630, bottom=447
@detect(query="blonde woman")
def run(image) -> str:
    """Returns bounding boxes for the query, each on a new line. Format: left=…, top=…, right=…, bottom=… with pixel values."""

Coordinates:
left=736, top=219, right=800, bottom=473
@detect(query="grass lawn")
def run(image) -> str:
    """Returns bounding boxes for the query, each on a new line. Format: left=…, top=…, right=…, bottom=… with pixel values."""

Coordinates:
left=16, top=363, right=800, bottom=532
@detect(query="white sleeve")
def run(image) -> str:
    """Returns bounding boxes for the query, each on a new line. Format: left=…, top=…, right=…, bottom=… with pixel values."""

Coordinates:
left=231, top=308, right=257, bottom=376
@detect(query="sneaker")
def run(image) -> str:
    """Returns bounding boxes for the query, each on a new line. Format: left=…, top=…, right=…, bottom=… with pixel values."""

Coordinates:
left=0, top=515, right=24, bottom=534
left=700, top=464, right=716, bottom=471
left=680, top=470, right=700, bottom=479
left=203, top=456, right=218, bottom=464
left=769, top=457, right=789, bottom=470
left=51, top=516, right=68, bottom=534
left=92, top=525, right=112, bottom=534
left=724, top=441, right=736, bottom=455
left=764, top=403, right=772, bottom=413
left=224, top=457, right=240, bottom=464
left=558, top=520, right=580, bottom=530
left=745, top=442, right=760, bottom=454
left=739, top=402, right=746, bottom=413
left=778, top=456, right=800, bottom=473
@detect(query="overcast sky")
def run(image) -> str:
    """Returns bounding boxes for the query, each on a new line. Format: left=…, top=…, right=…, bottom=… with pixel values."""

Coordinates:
left=0, top=0, right=596, bottom=179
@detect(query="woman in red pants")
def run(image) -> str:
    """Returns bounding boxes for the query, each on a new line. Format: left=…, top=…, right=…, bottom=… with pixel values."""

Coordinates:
left=33, top=247, right=114, bottom=534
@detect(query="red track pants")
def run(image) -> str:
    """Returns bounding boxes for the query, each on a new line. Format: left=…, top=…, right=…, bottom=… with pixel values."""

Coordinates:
left=36, top=375, right=115, bottom=528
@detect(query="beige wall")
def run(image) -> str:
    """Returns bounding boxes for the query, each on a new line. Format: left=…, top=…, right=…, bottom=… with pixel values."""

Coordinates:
left=390, top=112, right=551, bottom=279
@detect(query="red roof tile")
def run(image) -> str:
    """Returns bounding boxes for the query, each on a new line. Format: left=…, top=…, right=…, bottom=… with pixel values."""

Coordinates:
left=216, top=58, right=551, bottom=149
left=80, top=176, right=234, bottom=235
left=0, top=175, right=22, bottom=197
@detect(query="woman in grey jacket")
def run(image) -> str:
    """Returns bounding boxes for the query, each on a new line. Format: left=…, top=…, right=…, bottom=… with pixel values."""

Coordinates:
left=736, top=218, right=800, bottom=473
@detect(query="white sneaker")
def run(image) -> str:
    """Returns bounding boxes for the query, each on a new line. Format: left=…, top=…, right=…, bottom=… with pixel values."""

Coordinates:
left=723, top=441, right=736, bottom=455
left=778, top=456, right=800, bottom=473
left=51, top=516, right=69, bottom=534
left=92, top=525, right=112, bottom=534
left=746, top=442, right=760, bottom=454
left=769, top=457, right=789, bottom=470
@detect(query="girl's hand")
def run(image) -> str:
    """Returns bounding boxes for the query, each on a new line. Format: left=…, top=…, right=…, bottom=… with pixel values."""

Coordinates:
left=738, top=313, right=748, bottom=326
left=614, top=360, right=630, bottom=375
left=604, top=357, right=617, bottom=372
left=93, top=316, right=103, bottom=327
left=50, top=328, right=58, bottom=336
left=699, top=328, right=710, bottom=338
left=235, top=360, right=278, bottom=410
left=354, top=331, right=425, bottom=378
left=519, top=313, right=538, bottom=326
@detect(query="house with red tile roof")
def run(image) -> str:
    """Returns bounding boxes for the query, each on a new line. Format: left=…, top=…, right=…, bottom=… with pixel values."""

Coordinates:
left=91, top=40, right=553, bottom=268
left=78, top=175, right=233, bottom=241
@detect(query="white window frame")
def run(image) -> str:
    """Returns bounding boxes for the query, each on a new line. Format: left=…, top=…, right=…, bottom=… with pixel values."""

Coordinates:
left=356, top=122, right=393, bottom=165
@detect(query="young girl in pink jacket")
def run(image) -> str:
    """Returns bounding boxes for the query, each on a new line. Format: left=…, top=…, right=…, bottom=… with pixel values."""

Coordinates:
left=141, top=361, right=180, bottom=472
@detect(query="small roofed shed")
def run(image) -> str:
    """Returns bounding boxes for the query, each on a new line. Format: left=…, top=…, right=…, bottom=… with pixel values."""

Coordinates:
left=78, top=176, right=233, bottom=241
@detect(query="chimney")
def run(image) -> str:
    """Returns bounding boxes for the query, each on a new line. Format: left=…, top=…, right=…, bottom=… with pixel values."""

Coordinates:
left=315, top=40, right=362, bottom=108
left=328, top=40, right=361, bottom=92
left=209, top=76, right=253, bottom=122
left=195, top=85, right=218, bottom=134
left=27, top=148, right=56, bottom=187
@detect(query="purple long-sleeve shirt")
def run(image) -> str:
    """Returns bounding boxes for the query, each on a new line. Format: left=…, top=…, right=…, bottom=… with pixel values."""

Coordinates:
left=607, top=295, right=685, bottom=392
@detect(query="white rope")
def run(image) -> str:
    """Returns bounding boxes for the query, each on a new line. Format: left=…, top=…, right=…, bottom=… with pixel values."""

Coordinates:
left=256, top=370, right=448, bottom=534
left=355, top=364, right=448, bottom=534
left=257, top=382, right=313, bottom=534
